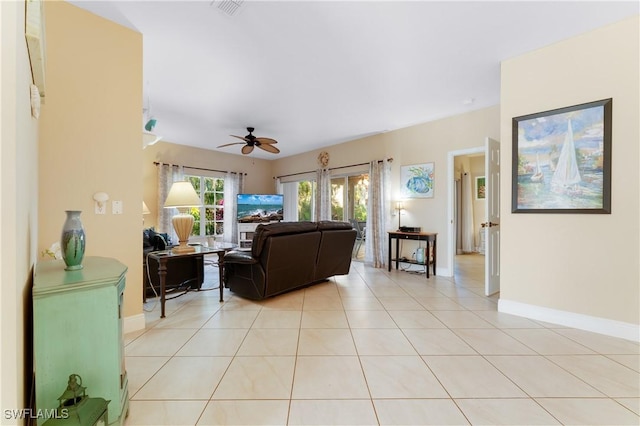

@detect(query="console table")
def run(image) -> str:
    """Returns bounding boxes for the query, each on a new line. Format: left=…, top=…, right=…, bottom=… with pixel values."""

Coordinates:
left=147, top=245, right=232, bottom=317
left=388, top=231, right=437, bottom=278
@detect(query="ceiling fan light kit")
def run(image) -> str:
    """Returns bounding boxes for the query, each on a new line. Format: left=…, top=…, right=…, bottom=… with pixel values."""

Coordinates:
left=217, top=127, right=280, bottom=155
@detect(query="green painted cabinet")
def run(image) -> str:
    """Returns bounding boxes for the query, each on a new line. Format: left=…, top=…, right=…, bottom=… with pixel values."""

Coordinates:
left=33, top=257, right=129, bottom=426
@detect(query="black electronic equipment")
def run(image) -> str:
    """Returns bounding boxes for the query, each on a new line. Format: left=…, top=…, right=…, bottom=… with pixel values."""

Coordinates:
left=399, top=226, right=421, bottom=233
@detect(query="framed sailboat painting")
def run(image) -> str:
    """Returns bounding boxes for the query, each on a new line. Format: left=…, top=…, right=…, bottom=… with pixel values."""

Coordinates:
left=512, top=98, right=612, bottom=214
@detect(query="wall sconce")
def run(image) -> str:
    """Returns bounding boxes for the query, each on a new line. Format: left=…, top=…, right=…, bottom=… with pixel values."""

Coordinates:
left=395, top=201, right=404, bottom=231
left=163, top=181, right=201, bottom=253
left=93, top=192, right=109, bottom=215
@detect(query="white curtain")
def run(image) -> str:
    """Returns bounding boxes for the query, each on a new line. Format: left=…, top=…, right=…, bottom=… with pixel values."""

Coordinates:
left=461, top=172, right=475, bottom=253
left=314, top=168, right=331, bottom=221
left=275, top=177, right=282, bottom=195
left=223, top=172, right=244, bottom=243
left=157, top=163, right=184, bottom=244
left=455, top=178, right=463, bottom=254
left=277, top=179, right=299, bottom=222
left=365, top=159, right=391, bottom=267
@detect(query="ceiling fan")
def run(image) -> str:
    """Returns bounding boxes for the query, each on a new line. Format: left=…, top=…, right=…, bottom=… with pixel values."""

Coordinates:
left=217, top=127, right=280, bottom=155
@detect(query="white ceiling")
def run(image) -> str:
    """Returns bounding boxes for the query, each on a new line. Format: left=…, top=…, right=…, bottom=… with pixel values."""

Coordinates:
left=69, top=1, right=638, bottom=159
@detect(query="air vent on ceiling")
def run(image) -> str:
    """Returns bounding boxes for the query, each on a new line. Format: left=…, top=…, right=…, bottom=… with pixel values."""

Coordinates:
left=211, top=0, right=243, bottom=16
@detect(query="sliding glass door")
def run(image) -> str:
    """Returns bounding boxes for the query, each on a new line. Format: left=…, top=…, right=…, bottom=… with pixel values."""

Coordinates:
left=331, top=174, right=369, bottom=222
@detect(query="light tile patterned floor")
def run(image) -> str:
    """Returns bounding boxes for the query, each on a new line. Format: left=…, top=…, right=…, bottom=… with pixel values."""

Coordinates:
left=125, top=254, right=639, bottom=425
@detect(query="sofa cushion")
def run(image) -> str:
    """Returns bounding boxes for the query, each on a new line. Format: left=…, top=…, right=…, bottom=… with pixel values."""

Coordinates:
left=315, top=227, right=356, bottom=280
left=317, top=220, right=353, bottom=231
left=252, top=221, right=318, bottom=257
left=260, top=230, right=322, bottom=298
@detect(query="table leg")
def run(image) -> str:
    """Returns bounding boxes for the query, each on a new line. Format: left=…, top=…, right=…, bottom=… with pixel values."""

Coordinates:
left=158, top=260, right=167, bottom=318
left=195, top=255, right=204, bottom=290
left=395, top=238, right=400, bottom=270
left=217, top=252, right=224, bottom=302
left=388, top=235, right=392, bottom=272
left=432, top=237, right=437, bottom=277
left=426, top=240, right=430, bottom=278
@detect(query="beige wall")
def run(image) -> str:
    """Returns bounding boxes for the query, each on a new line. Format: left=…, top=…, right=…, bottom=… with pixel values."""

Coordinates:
left=271, top=106, right=501, bottom=269
left=39, top=2, right=143, bottom=318
left=500, top=16, right=639, bottom=325
left=142, top=142, right=274, bottom=230
left=0, top=0, right=40, bottom=415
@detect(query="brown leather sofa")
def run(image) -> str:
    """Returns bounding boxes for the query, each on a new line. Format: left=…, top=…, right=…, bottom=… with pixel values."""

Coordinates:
left=223, top=221, right=356, bottom=300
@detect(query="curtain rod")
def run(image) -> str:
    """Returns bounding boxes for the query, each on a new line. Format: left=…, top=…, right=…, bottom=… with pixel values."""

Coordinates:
left=153, top=162, right=246, bottom=175
left=273, top=158, right=393, bottom=180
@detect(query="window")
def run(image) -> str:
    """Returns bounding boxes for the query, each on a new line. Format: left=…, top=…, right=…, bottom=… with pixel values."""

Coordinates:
left=298, top=180, right=315, bottom=221
left=186, top=175, right=224, bottom=236
left=331, top=173, right=369, bottom=221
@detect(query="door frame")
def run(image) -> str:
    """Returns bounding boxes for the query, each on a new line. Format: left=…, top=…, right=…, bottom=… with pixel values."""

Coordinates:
left=446, top=145, right=485, bottom=278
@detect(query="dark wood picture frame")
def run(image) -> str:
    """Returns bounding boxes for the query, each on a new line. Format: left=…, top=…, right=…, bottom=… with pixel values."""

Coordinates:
left=512, top=98, right=612, bottom=214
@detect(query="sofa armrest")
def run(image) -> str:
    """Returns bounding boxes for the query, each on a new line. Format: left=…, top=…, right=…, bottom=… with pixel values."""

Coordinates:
left=224, top=250, right=258, bottom=265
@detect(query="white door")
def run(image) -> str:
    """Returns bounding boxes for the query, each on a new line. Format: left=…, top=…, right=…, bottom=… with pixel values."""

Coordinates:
left=484, top=137, right=500, bottom=296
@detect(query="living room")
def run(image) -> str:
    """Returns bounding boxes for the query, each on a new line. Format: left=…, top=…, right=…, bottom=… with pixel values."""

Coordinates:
left=2, top=0, right=638, bottom=423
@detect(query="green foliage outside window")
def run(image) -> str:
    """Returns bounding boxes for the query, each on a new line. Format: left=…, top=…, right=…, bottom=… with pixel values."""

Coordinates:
left=353, top=175, right=368, bottom=222
left=186, top=175, right=224, bottom=236
left=298, top=181, right=313, bottom=221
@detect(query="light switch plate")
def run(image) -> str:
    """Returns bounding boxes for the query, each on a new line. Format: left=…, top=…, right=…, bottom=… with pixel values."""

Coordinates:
left=112, top=201, right=123, bottom=215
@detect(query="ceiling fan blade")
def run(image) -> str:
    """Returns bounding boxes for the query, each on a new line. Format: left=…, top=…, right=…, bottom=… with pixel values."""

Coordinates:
left=255, top=137, right=278, bottom=144
left=258, top=143, right=280, bottom=154
left=241, top=145, right=254, bottom=155
left=230, top=135, right=250, bottom=142
left=217, top=142, right=245, bottom=148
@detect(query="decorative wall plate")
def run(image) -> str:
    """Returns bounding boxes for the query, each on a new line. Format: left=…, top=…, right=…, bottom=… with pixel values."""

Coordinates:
left=318, top=151, right=329, bottom=167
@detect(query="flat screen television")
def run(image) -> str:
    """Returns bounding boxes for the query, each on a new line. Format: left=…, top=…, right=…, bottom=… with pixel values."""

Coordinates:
left=237, top=194, right=284, bottom=223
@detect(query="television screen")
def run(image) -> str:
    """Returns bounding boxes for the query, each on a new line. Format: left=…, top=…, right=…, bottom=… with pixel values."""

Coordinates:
left=237, top=194, right=284, bottom=223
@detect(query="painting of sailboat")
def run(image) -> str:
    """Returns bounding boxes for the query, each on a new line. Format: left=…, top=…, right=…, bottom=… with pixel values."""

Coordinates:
left=551, top=120, right=581, bottom=190
left=512, top=98, right=612, bottom=213
left=531, top=152, right=544, bottom=183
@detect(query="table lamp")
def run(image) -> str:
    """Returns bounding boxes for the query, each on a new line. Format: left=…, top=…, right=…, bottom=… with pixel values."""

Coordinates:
left=164, top=181, right=201, bottom=253
left=395, top=201, right=404, bottom=230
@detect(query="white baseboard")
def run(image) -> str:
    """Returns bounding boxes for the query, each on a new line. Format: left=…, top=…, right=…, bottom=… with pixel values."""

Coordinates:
left=124, top=313, right=146, bottom=334
left=436, top=266, right=450, bottom=277
left=498, top=299, right=640, bottom=342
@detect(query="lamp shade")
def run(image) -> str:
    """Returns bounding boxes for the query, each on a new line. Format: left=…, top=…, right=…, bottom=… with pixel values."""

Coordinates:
left=142, top=201, right=151, bottom=215
left=164, top=181, right=201, bottom=208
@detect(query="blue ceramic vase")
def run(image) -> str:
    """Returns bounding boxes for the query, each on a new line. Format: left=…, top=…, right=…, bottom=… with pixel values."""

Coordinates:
left=61, top=210, right=86, bottom=271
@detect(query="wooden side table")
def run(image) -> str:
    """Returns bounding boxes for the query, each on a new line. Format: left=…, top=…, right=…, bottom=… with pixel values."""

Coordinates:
left=387, top=231, right=437, bottom=278
left=147, top=245, right=234, bottom=318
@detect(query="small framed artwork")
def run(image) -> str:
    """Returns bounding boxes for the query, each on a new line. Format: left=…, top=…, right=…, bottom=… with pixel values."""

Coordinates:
left=475, top=176, right=486, bottom=200
left=512, top=98, right=612, bottom=214
left=401, top=163, right=434, bottom=198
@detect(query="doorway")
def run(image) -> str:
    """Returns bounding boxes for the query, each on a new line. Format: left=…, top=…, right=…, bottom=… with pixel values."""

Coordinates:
left=331, top=173, right=369, bottom=260
left=447, top=139, right=500, bottom=296
left=451, top=150, right=486, bottom=287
